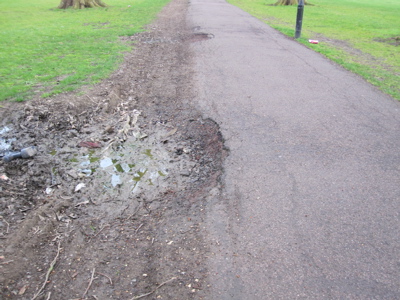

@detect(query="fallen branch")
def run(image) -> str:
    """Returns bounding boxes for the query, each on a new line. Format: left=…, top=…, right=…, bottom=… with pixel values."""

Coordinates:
left=130, top=277, right=177, bottom=300
left=0, top=260, right=14, bottom=265
left=82, top=268, right=96, bottom=299
left=31, top=241, right=62, bottom=300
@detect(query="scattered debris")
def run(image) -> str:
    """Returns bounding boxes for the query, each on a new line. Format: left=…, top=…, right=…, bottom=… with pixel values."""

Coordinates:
left=0, top=174, right=9, bottom=181
left=309, top=39, right=319, bottom=44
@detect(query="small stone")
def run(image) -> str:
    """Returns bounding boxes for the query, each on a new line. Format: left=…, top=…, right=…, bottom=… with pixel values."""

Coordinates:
left=74, top=183, right=85, bottom=192
left=67, top=170, right=78, bottom=179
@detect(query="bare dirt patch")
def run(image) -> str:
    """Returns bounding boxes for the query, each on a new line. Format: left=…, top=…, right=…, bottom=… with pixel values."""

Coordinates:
left=0, top=0, right=226, bottom=299
left=374, top=36, right=400, bottom=47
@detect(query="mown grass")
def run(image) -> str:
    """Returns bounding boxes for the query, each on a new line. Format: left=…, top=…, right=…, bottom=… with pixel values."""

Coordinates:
left=227, top=0, right=400, bottom=100
left=0, top=0, right=170, bottom=102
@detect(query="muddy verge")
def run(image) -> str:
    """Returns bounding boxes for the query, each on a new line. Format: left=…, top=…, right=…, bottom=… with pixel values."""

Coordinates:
left=0, top=0, right=226, bottom=298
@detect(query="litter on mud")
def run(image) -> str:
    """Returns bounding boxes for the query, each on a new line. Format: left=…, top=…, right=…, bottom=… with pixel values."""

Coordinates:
left=3, top=146, right=37, bottom=163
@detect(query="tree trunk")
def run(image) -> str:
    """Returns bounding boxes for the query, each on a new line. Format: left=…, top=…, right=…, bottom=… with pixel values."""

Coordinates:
left=58, top=0, right=107, bottom=9
left=274, top=0, right=308, bottom=5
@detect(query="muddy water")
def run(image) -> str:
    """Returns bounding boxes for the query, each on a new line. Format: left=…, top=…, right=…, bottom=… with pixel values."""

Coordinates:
left=70, top=144, right=169, bottom=198
left=45, top=120, right=196, bottom=206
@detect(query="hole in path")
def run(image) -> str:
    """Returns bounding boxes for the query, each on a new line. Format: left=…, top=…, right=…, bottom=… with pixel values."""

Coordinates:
left=187, top=32, right=214, bottom=43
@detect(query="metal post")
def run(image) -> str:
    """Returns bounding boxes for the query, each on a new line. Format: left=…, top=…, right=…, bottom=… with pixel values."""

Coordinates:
left=294, top=0, right=305, bottom=39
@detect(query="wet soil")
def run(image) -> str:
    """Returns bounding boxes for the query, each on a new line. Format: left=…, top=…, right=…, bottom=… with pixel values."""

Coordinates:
left=0, top=0, right=226, bottom=298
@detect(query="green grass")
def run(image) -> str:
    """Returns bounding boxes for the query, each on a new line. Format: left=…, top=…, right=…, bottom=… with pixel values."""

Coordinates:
left=227, top=0, right=400, bottom=100
left=0, top=0, right=170, bottom=102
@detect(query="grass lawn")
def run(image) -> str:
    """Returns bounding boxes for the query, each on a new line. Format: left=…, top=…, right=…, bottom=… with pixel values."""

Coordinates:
left=0, top=0, right=170, bottom=102
left=227, top=0, right=400, bottom=100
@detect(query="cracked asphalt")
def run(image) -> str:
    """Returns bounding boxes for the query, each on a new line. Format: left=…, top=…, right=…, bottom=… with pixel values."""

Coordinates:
left=188, top=0, right=400, bottom=298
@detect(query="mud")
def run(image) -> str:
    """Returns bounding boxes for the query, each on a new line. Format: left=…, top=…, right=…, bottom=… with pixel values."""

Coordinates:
left=0, top=0, right=226, bottom=298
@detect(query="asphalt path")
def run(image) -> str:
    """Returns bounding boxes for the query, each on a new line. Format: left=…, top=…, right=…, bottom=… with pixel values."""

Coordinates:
left=188, top=0, right=400, bottom=299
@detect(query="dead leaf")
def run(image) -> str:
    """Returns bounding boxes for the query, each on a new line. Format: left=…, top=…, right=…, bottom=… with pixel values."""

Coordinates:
left=164, top=127, right=177, bottom=138
left=18, top=285, right=28, bottom=295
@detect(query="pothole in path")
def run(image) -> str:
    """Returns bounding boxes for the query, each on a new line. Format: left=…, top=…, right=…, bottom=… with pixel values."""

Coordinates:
left=187, top=32, right=214, bottom=43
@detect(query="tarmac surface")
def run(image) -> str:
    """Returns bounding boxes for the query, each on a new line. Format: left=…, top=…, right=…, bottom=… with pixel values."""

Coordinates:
left=188, top=0, right=400, bottom=299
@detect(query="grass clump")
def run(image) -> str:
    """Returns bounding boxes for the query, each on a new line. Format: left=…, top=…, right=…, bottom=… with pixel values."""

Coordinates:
left=227, top=0, right=400, bottom=100
left=0, top=0, right=170, bottom=102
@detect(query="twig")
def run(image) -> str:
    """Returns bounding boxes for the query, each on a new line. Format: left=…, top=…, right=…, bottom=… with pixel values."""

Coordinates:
left=31, top=241, right=62, bottom=300
left=94, top=224, right=110, bottom=238
left=2, top=218, right=10, bottom=234
left=87, top=225, right=110, bottom=244
left=45, top=292, right=51, bottom=300
left=125, top=205, right=141, bottom=221
left=130, top=277, right=177, bottom=300
left=86, top=95, right=96, bottom=104
left=75, top=200, right=90, bottom=207
left=6, top=191, right=27, bottom=196
left=96, top=272, right=113, bottom=285
left=101, top=138, right=116, bottom=154
left=82, top=268, right=96, bottom=299
left=135, top=224, right=143, bottom=234
left=0, top=260, right=14, bottom=265
left=120, top=205, right=129, bottom=217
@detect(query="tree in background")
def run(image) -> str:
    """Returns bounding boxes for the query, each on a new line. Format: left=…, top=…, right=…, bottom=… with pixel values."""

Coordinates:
left=58, top=0, right=107, bottom=9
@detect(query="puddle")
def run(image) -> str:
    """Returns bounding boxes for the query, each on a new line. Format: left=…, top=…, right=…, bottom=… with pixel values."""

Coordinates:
left=69, top=142, right=169, bottom=196
left=187, top=32, right=214, bottom=43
